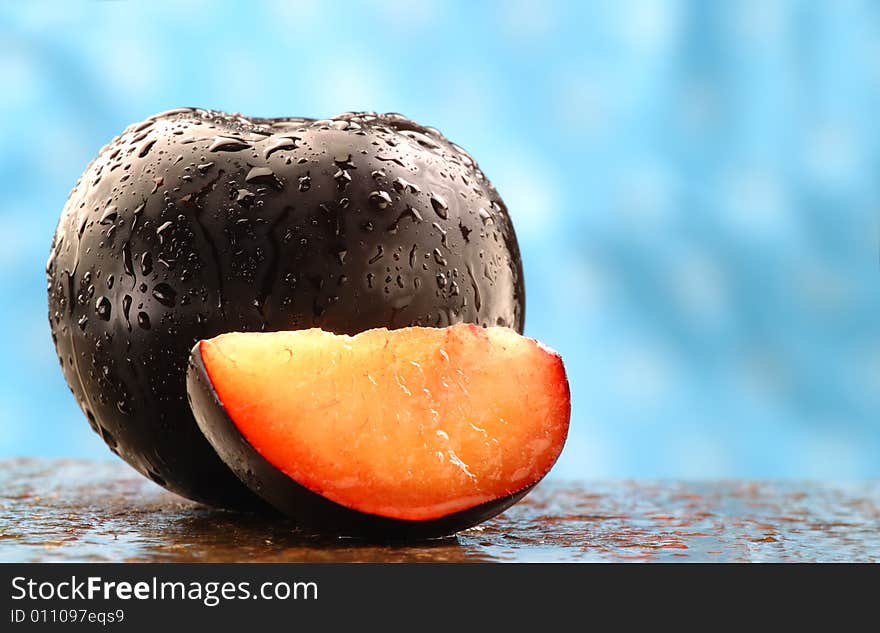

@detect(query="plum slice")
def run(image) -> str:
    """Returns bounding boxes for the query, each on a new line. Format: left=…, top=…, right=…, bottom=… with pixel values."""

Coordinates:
left=187, top=323, right=569, bottom=538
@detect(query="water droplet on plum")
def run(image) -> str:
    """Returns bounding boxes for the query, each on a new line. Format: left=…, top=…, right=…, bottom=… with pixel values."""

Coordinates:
left=95, top=296, right=112, bottom=321
left=430, top=194, right=448, bottom=219
left=208, top=136, right=251, bottom=152
left=369, top=190, right=392, bottom=209
left=152, top=283, right=177, bottom=307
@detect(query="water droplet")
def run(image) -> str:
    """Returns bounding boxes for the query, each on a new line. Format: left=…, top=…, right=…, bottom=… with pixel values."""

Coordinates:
left=392, top=176, right=421, bottom=194
left=208, top=136, right=251, bottom=152
left=197, top=162, right=215, bottom=174
left=467, top=264, right=482, bottom=311
left=478, top=207, right=493, bottom=224
left=99, top=206, right=118, bottom=225
left=131, top=119, right=155, bottom=133
left=334, top=168, right=352, bottom=189
left=298, top=174, right=311, bottom=192
left=368, top=245, right=384, bottom=264
left=130, top=201, right=145, bottom=232
left=137, top=138, right=157, bottom=158
left=433, top=248, right=448, bottom=266
left=387, top=206, right=423, bottom=233
left=148, top=107, right=194, bottom=120
left=106, top=274, right=115, bottom=289
left=141, top=252, right=153, bottom=276
left=369, top=190, right=392, bottom=209
left=376, top=154, right=406, bottom=167
left=122, top=242, right=134, bottom=279
left=430, top=194, right=448, bottom=219
left=95, top=296, right=112, bottom=321
left=156, top=221, right=174, bottom=243
left=245, top=166, right=281, bottom=188
left=152, top=283, right=177, bottom=307
left=336, top=249, right=347, bottom=265
left=264, top=136, right=299, bottom=158
left=137, top=312, right=151, bottom=329
left=334, top=154, right=356, bottom=169
left=235, top=189, right=255, bottom=206
left=459, top=221, right=472, bottom=242
left=122, top=294, right=132, bottom=325
left=431, top=222, right=449, bottom=248
left=77, top=315, right=88, bottom=330
left=151, top=176, right=164, bottom=194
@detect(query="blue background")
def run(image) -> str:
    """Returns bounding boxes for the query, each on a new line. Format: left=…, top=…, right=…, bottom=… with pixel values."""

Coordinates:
left=1, top=0, right=878, bottom=479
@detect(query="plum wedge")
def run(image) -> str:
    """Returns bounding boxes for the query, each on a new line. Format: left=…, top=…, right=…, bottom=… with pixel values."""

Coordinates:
left=187, top=323, right=569, bottom=538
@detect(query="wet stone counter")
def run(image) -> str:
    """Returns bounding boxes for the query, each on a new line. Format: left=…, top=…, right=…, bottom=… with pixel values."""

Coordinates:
left=1, top=459, right=878, bottom=562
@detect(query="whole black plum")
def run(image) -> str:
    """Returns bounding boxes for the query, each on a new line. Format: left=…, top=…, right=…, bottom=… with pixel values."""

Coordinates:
left=46, top=109, right=525, bottom=509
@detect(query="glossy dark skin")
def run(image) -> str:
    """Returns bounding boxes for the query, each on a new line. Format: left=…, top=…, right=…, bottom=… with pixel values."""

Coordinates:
left=186, top=345, right=533, bottom=539
left=47, top=109, right=525, bottom=509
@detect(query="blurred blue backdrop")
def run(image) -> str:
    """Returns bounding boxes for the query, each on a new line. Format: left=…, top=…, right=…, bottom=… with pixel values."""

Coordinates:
left=1, top=0, right=878, bottom=479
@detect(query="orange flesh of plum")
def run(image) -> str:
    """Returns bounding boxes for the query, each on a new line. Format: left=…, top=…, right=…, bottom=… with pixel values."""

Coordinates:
left=199, top=324, right=570, bottom=521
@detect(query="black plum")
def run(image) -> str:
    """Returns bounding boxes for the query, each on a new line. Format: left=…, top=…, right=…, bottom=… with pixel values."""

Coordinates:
left=47, top=109, right=525, bottom=508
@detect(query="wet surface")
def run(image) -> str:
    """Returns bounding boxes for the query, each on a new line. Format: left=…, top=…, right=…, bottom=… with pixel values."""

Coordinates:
left=1, top=459, right=878, bottom=562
